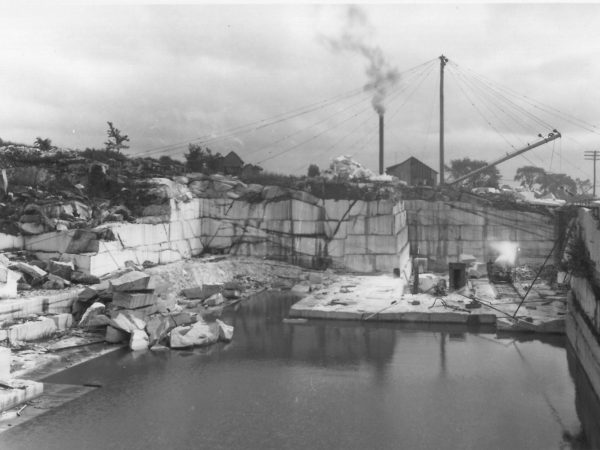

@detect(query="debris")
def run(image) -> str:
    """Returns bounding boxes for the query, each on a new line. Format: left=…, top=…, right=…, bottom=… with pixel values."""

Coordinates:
left=9, top=262, right=46, bottom=280
left=216, top=319, right=234, bottom=342
left=417, top=273, right=440, bottom=293
left=109, top=271, right=151, bottom=292
left=204, top=293, right=224, bottom=307
left=112, top=291, right=157, bottom=309
left=78, top=302, right=109, bottom=328
left=47, top=260, right=74, bottom=280
left=467, top=262, right=487, bottom=279
left=182, top=284, right=222, bottom=300
left=145, top=315, right=174, bottom=347
left=129, top=329, right=149, bottom=351
left=110, top=310, right=146, bottom=333
left=169, top=320, right=219, bottom=349
left=70, top=271, right=101, bottom=285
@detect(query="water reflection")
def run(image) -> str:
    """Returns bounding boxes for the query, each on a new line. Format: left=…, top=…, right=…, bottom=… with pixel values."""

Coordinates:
left=0, top=291, right=592, bottom=450
left=566, top=343, right=600, bottom=449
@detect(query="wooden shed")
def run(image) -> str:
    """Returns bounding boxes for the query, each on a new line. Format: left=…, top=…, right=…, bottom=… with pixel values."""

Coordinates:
left=386, top=157, right=438, bottom=187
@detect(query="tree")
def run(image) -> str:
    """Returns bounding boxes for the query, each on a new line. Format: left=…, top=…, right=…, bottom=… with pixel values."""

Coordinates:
left=184, top=144, right=223, bottom=173
left=514, top=166, right=546, bottom=190
left=538, top=172, right=577, bottom=199
left=104, top=122, right=130, bottom=152
left=34, top=137, right=53, bottom=151
left=514, top=165, right=581, bottom=199
left=575, top=178, right=593, bottom=196
left=445, top=158, right=500, bottom=189
left=307, top=164, right=320, bottom=177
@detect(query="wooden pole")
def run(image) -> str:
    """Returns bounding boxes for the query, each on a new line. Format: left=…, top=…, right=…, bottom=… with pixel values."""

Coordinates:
left=585, top=150, right=599, bottom=198
left=439, top=55, right=448, bottom=185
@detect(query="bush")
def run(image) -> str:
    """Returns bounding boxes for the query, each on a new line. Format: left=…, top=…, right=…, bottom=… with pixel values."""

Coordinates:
left=307, top=164, right=320, bottom=177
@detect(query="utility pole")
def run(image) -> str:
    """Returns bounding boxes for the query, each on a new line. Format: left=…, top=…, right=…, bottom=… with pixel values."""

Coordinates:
left=439, top=55, right=448, bottom=185
left=584, top=150, right=600, bottom=198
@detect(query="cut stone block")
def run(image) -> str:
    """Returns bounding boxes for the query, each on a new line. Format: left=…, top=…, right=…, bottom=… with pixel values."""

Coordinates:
left=0, top=347, right=10, bottom=379
left=47, top=260, right=74, bottom=280
left=365, top=215, right=394, bottom=235
left=366, top=236, right=397, bottom=254
left=322, top=199, right=352, bottom=220
left=64, top=230, right=100, bottom=254
left=0, top=379, right=43, bottom=413
left=111, top=310, right=147, bottom=333
left=0, top=270, right=19, bottom=299
left=112, top=291, right=157, bottom=309
left=8, top=318, right=58, bottom=345
left=51, top=313, right=73, bottom=330
left=183, top=284, right=222, bottom=300
left=110, top=271, right=151, bottom=292
left=10, top=261, right=46, bottom=279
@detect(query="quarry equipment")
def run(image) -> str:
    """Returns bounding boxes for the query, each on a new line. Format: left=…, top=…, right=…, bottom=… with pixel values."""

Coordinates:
left=447, top=131, right=561, bottom=187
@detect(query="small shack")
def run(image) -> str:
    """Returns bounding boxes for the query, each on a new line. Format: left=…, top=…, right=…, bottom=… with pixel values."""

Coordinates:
left=386, top=157, right=438, bottom=187
left=220, top=151, right=244, bottom=176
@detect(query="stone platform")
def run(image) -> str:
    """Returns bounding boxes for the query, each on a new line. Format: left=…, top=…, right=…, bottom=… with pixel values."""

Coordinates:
left=289, top=274, right=567, bottom=333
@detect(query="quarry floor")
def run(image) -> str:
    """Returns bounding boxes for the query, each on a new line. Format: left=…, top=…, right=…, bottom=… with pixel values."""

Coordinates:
left=0, top=256, right=568, bottom=425
left=290, top=273, right=567, bottom=333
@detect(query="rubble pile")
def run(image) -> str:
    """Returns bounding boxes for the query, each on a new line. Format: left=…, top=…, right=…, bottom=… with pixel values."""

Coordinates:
left=75, top=269, right=235, bottom=351
left=0, top=253, right=101, bottom=299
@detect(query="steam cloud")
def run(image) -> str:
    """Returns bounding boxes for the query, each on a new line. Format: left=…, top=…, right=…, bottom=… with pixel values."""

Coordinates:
left=323, top=6, right=400, bottom=115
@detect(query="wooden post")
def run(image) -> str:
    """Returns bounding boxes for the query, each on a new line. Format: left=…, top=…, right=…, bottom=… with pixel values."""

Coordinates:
left=439, top=55, right=448, bottom=185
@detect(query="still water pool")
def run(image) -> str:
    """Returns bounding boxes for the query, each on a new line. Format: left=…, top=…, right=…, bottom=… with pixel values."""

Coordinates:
left=0, top=292, right=597, bottom=450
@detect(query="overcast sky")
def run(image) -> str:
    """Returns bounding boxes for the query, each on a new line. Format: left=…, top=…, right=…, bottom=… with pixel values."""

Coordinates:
left=2, top=2, right=600, bottom=185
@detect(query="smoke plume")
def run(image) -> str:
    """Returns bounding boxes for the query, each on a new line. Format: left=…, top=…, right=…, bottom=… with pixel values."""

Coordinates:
left=323, top=6, right=399, bottom=115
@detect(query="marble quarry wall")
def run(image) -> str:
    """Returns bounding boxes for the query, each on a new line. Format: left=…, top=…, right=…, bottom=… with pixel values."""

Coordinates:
left=404, top=200, right=557, bottom=271
left=0, top=195, right=411, bottom=279
left=567, top=208, right=600, bottom=404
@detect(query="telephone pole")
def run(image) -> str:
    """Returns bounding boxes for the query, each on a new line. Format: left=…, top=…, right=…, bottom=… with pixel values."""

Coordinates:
left=584, top=150, right=600, bottom=198
left=439, top=55, right=448, bottom=185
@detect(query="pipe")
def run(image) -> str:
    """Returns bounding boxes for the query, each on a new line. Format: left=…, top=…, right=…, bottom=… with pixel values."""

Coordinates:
left=379, top=114, right=384, bottom=175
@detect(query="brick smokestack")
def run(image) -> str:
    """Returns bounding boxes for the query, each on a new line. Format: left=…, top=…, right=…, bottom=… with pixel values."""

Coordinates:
left=379, top=113, right=384, bottom=175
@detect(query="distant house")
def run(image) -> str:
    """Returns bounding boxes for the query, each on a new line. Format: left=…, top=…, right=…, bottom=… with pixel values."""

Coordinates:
left=241, top=163, right=263, bottom=178
left=220, top=151, right=244, bottom=176
left=386, top=157, right=438, bottom=187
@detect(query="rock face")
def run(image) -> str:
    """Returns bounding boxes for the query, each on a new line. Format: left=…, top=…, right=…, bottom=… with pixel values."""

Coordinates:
left=1, top=173, right=412, bottom=280
left=405, top=199, right=556, bottom=271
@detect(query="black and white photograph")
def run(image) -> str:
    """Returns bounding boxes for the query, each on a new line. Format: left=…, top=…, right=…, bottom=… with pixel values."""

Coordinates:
left=0, top=2, right=599, bottom=449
